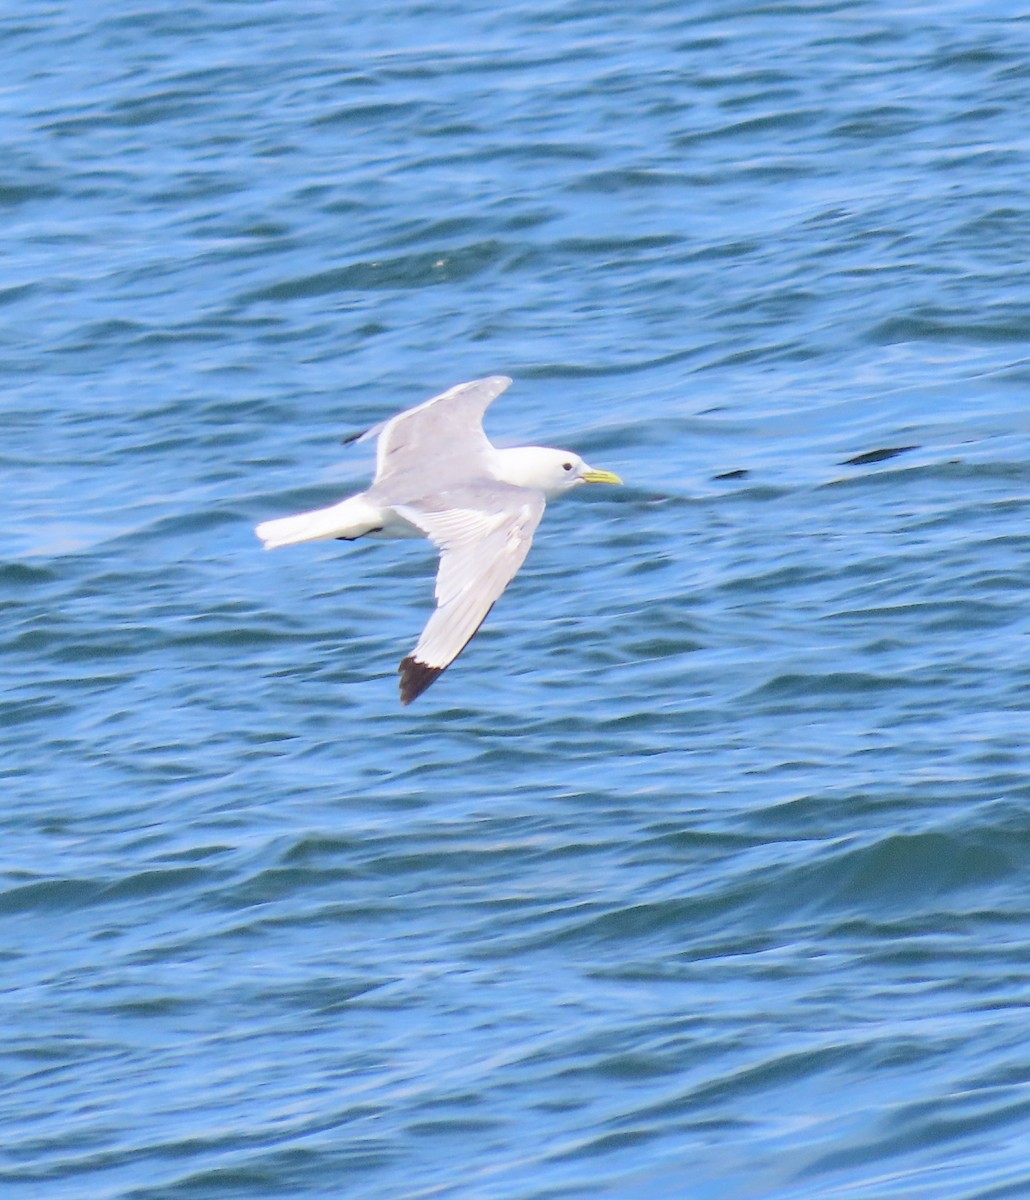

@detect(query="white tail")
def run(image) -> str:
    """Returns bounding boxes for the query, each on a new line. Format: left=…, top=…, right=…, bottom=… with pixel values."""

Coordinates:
left=255, top=495, right=382, bottom=549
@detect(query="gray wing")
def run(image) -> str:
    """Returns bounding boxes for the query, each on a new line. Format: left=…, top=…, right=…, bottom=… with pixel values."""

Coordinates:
left=393, top=484, right=545, bottom=705
left=371, top=376, right=512, bottom=492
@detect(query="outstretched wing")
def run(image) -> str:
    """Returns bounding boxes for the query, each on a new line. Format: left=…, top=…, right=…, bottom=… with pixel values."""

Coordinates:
left=371, top=376, right=512, bottom=492
left=393, top=485, right=546, bottom=705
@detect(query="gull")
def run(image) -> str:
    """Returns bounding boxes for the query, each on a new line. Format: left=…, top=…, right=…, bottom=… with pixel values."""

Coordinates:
left=255, top=376, right=622, bottom=705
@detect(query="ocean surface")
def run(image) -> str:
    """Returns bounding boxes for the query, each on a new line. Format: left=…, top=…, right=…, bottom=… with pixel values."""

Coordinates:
left=5, top=2, right=1030, bottom=1197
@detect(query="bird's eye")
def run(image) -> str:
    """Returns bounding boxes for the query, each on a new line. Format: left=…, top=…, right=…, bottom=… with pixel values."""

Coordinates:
left=562, top=462, right=573, bottom=471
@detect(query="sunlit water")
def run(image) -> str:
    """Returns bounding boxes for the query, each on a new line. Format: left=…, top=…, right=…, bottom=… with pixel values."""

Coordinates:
left=5, top=3, right=1030, bottom=1197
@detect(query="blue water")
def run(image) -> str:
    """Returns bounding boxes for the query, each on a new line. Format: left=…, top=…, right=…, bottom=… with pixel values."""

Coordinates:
left=5, top=2, right=1030, bottom=1196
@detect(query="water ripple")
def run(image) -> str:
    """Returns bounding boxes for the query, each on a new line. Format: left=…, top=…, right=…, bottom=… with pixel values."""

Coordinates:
left=5, top=2, right=1030, bottom=1198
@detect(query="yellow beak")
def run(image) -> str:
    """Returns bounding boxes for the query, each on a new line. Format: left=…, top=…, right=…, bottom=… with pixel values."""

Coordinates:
left=581, top=466, right=623, bottom=485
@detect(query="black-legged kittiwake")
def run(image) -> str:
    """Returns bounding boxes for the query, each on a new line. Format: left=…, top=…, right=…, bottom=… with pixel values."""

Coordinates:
left=255, top=376, right=622, bottom=705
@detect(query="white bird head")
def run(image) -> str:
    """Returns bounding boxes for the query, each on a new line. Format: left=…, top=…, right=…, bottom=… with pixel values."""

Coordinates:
left=493, top=446, right=623, bottom=498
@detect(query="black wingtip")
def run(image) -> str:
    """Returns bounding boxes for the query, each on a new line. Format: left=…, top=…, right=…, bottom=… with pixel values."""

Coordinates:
left=341, top=427, right=368, bottom=446
left=399, top=656, right=444, bottom=706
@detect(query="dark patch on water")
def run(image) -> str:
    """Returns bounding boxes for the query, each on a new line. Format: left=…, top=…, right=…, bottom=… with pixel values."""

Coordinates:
left=841, top=445, right=919, bottom=466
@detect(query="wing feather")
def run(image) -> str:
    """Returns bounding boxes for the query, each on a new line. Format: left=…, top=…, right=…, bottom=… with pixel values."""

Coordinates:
left=371, top=376, right=512, bottom=490
left=394, top=487, right=545, bottom=704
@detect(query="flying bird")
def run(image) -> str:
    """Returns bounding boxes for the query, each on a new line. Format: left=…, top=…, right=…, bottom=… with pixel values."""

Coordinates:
left=255, top=376, right=622, bottom=704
